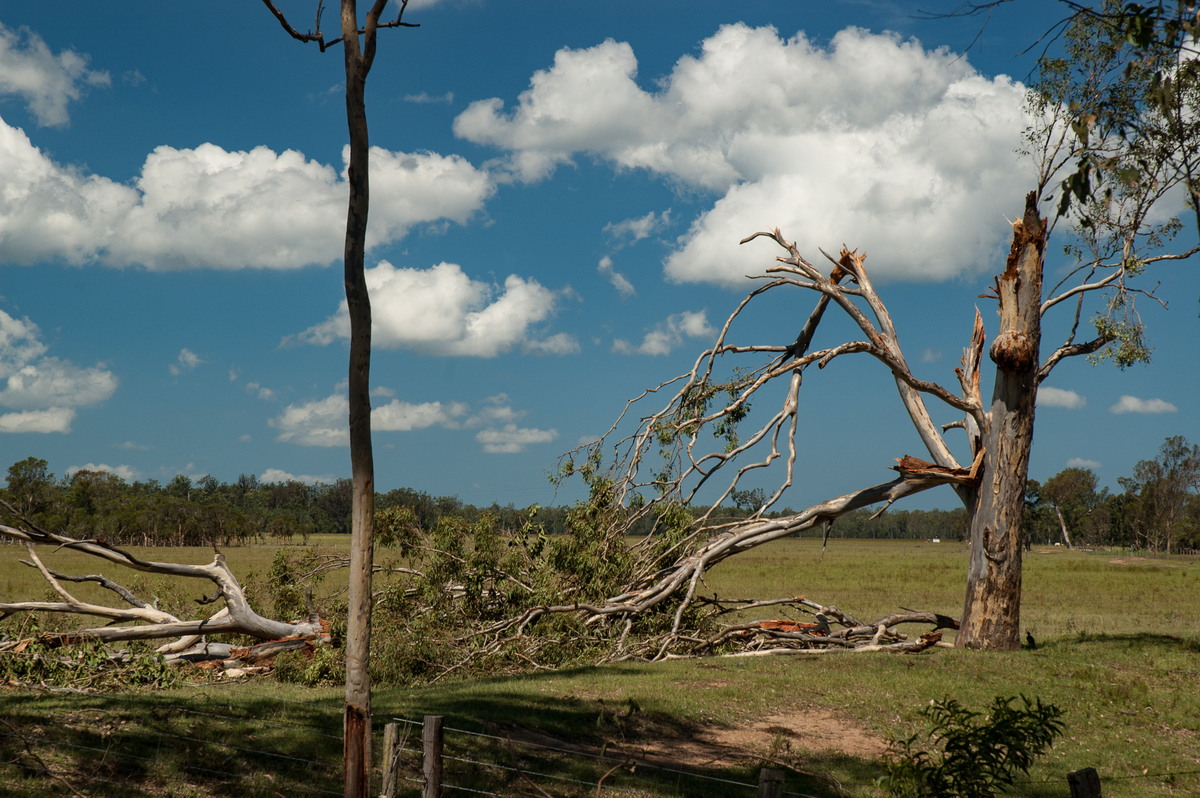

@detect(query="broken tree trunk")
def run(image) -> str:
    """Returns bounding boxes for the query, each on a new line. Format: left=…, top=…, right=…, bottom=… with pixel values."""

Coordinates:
left=1053, top=506, right=1074, bottom=549
left=0, top=520, right=327, bottom=655
left=958, top=191, right=1045, bottom=651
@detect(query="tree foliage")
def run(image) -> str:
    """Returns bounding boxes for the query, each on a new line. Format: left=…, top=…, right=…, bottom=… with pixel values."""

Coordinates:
left=1118, top=434, right=1200, bottom=552
left=1025, top=0, right=1200, bottom=370
left=879, top=695, right=1065, bottom=798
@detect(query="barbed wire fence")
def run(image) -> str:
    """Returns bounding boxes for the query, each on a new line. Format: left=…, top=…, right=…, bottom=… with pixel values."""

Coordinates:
left=0, top=690, right=823, bottom=797
left=2, top=690, right=1198, bottom=796
left=379, top=715, right=817, bottom=797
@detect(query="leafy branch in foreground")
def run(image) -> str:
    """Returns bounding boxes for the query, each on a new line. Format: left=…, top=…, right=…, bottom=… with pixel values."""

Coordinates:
left=879, top=695, right=1066, bottom=798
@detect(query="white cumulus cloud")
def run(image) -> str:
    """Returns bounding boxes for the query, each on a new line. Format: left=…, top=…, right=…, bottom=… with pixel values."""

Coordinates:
left=0, top=308, right=117, bottom=433
left=294, top=261, right=570, bottom=357
left=0, top=127, right=492, bottom=269
left=0, top=23, right=110, bottom=127
left=0, top=407, right=75, bottom=434
left=1066, top=457, right=1102, bottom=469
left=271, top=391, right=548, bottom=452
left=476, top=423, right=558, bottom=454
left=455, top=24, right=1034, bottom=285
left=1109, top=395, right=1178, bottom=414
left=613, top=310, right=715, bottom=355
left=1037, top=386, right=1086, bottom=409
left=604, top=210, right=672, bottom=245
left=259, top=468, right=338, bottom=485
left=598, top=255, right=635, bottom=298
left=169, top=348, right=203, bottom=376
left=66, top=462, right=137, bottom=481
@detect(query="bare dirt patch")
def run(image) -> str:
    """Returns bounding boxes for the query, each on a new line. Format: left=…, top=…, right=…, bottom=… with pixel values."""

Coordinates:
left=604, top=707, right=887, bottom=770
left=503, top=705, right=886, bottom=773
left=1108, top=556, right=1184, bottom=568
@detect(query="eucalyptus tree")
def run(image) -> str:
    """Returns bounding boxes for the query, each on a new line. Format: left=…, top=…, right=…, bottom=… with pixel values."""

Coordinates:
left=1119, top=435, right=1200, bottom=553
left=1040, top=467, right=1103, bottom=548
left=262, top=2, right=416, bottom=794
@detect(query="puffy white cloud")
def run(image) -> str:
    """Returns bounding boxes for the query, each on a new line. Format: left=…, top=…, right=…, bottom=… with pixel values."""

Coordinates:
left=1109, top=395, right=1178, bottom=414
left=0, top=122, right=139, bottom=266
left=0, top=407, right=74, bottom=433
left=271, top=391, right=545, bottom=451
left=1037, top=386, right=1086, bottom=409
left=364, top=148, right=495, bottom=248
left=270, top=394, right=348, bottom=447
left=604, top=210, right=671, bottom=245
left=0, top=127, right=492, bottom=269
left=169, top=348, right=203, bottom=376
left=0, top=308, right=47, bottom=374
left=476, top=424, right=558, bottom=454
left=523, top=332, right=581, bottom=355
left=0, top=308, right=117, bottom=432
left=1066, top=457, right=1102, bottom=469
left=66, top=462, right=137, bottom=481
left=295, top=261, right=568, bottom=357
left=454, top=38, right=662, bottom=182
left=598, top=255, right=635, bottom=298
left=373, top=398, right=471, bottom=431
left=259, top=467, right=338, bottom=485
left=455, top=24, right=1034, bottom=285
left=0, top=358, right=117, bottom=410
left=0, top=23, right=110, bottom=127
left=613, top=310, right=715, bottom=355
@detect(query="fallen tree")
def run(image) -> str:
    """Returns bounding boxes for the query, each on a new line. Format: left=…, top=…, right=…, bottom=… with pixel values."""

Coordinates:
left=0, top=501, right=329, bottom=673
left=480, top=5, right=1199, bottom=655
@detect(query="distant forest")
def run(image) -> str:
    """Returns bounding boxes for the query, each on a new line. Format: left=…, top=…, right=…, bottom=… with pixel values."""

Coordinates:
left=2, top=436, right=1196, bottom=552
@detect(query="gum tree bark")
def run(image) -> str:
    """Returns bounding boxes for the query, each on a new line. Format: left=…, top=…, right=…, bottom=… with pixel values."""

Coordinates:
left=262, top=2, right=415, bottom=794
left=958, top=192, right=1045, bottom=650
left=339, top=2, right=377, bottom=791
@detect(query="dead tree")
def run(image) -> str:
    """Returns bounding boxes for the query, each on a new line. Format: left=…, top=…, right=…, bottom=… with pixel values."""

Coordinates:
left=0, top=516, right=328, bottom=661
left=531, top=173, right=1191, bottom=654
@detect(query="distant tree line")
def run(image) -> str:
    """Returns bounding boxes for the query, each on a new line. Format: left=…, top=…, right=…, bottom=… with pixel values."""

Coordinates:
left=1025, top=436, right=1200, bottom=553
left=2, top=434, right=1196, bottom=551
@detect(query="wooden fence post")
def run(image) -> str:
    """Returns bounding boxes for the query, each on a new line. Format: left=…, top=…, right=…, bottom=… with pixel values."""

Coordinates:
left=758, top=766, right=784, bottom=798
left=1068, top=767, right=1102, bottom=798
left=380, top=722, right=401, bottom=798
left=422, top=715, right=444, bottom=798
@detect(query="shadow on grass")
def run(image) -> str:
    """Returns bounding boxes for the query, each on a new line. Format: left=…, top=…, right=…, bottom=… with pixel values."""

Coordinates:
left=0, top=661, right=900, bottom=797
left=374, top=664, right=878, bottom=797
left=0, top=688, right=345, bottom=797
left=1040, top=631, right=1200, bottom=653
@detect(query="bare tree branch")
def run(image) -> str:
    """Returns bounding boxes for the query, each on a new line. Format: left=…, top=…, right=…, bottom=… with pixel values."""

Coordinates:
left=0, top=523, right=326, bottom=646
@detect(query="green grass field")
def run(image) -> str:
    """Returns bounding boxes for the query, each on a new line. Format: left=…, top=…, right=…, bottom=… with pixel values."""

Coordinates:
left=1, top=536, right=1198, bottom=796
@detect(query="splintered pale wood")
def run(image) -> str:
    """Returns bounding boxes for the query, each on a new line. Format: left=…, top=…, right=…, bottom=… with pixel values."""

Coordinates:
left=0, top=522, right=325, bottom=646
left=959, top=191, right=1046, bottom=650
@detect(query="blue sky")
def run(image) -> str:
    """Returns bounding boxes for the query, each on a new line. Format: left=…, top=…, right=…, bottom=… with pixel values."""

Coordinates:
left=0, top=0, right=1196, bottom=511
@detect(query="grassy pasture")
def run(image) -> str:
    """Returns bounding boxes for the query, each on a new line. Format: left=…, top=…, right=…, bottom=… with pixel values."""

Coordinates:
left=1, top=536, right=1198, bottom=796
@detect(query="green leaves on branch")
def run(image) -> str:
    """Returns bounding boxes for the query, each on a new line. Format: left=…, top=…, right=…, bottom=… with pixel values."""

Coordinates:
left=879, top=695, right=1065, bottom=798
left=1090, top=313, right=1152, bottom=367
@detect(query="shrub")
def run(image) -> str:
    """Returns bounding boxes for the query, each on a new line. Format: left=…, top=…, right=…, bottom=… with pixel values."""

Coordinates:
left=879, top=694, right=1065, bottom=797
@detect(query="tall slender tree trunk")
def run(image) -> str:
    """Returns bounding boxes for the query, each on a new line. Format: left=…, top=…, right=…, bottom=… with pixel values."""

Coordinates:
left=340, top=1, right=376, bottom=794
left=958, top=192, right=1045, bottom=650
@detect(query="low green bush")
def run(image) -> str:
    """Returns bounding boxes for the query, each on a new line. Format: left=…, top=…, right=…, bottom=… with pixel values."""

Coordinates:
left=878, top=694, right=1065, bottom=797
